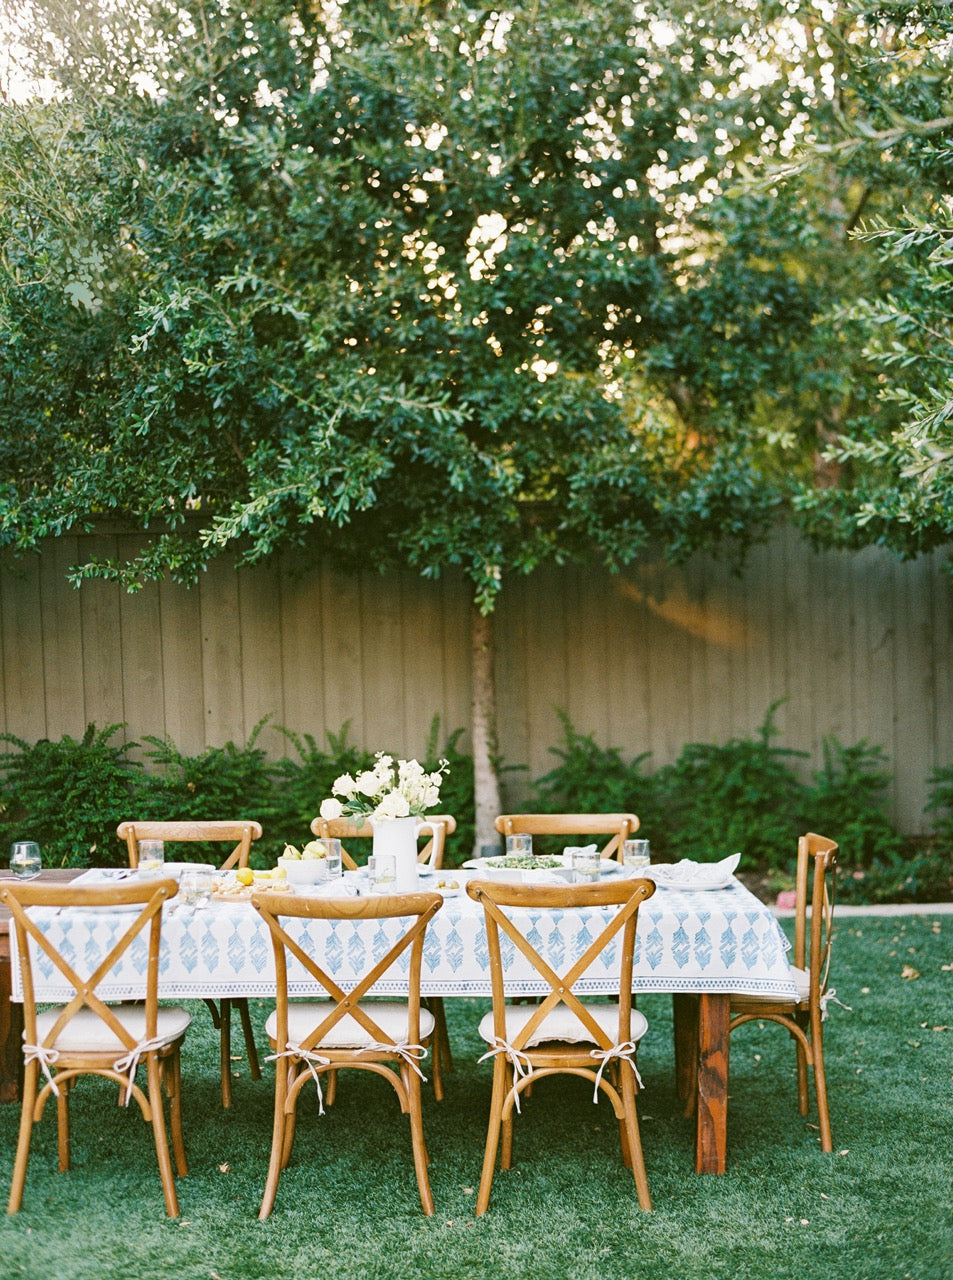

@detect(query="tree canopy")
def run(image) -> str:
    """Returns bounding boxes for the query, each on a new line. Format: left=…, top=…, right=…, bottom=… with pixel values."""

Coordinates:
left=0, top=0, right=886, bottom=610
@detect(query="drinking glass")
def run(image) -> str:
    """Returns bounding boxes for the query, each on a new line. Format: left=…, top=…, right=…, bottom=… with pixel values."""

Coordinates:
left=571, top=846, right=601, bottom=882
left=179, top=869, right=213, bottom=909
left=622, top=839, right=651, bottom=871
left=370, top=852, right=396, bottom=893
left=138, top=839, right=165, bottom=877
left=505, top=834, right=533, bottom=859
left=9, top=841, right=42, bottom=879
left=324, top=839, right=343, bottom=878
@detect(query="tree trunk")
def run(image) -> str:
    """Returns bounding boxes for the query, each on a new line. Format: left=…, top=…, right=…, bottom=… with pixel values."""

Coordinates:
left=471, top=603, right=502, bottom=857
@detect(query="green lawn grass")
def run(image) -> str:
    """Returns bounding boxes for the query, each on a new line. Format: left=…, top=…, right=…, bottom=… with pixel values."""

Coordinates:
left=1, top=914, right=950, bottom=1280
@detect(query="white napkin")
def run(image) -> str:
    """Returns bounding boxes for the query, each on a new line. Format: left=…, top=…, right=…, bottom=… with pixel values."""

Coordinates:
left=561, top=844, right=598, bottom=866
left=299, top=879, right=361, bottom=899
left=649, top=853, right=741, bottom=888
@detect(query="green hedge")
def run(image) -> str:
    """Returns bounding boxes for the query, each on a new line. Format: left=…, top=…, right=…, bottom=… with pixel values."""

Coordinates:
left=0, top=708, right=950, bottom=902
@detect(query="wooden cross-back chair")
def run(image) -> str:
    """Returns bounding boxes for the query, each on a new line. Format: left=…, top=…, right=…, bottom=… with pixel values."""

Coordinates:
left=309, top=814, right=457, bottom=870
left=117, top=819, right=263, bottom=1108
left=729, top=832, right=841, bottom=1151
left=0, top=878, right=191, bottom=1217
left=309, top=813, right=457, bottom=1097
left=493, top=814, right=640, bottom=863
left=251, top=889, right=443, bottom=1218
left=466, top=876, right=656, bottom=1215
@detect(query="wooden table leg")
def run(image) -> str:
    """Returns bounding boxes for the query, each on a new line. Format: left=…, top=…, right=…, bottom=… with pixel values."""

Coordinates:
left=672, top=993, right=699, bottom=1117
left=695, top=992, right=730, bottom=1174
left=0, top=944, right=24, bottom=1103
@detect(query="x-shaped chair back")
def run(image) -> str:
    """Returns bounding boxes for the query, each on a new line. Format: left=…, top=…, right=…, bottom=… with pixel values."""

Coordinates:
left=117, top=819, right=264, bottom=1107
left=252, top=891, right=442, bottom=1057
left=494, top=814, right=640, bottom=863
left=118, top=820, right=263, bottom=871
left=468, top=877, right=655, bottom=1054
left=794, top=832, right=839, bottom=1007
left=2, top=878, right=176, bottom=1062
left=310, top=815, right=456, bottom=870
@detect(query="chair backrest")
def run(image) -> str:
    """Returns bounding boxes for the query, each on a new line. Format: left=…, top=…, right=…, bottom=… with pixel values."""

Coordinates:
left=309, top=815, right=457, bottom=870
left=493, top=813, right=640, bottom=862
left=794, top=832, right=839, bottom=1002
left=0, top=878, right=179, bottom=1056
left=466, top=877, right=655, bottom=1053
left=117, top=820, right=263, bottom=871
left=251, top=890, right=443, bottom=1054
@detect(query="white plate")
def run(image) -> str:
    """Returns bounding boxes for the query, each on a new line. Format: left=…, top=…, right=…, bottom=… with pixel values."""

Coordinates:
left=462, top=857, right=628, bottom=884
left=648, top=854, right=741, bottom=891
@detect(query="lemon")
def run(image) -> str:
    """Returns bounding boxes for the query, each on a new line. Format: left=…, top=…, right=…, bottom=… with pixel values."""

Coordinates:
left=235, top=868, right=254, bottom=886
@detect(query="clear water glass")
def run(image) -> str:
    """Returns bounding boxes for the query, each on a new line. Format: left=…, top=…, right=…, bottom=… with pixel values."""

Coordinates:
left=571, top=847, right=601, bottom=882
left=9, top=841, right=42, bottom=879
left=369, top=852, right=396, bottom=893
left=138, top=839, right=165, bottom=877
left=623, top=839, right=651, bottom=871
left=179, top=869, right=213, bottom=908
left=324, top=839, right=342, bottom=877
left=505, top=834, right=533, bottom=858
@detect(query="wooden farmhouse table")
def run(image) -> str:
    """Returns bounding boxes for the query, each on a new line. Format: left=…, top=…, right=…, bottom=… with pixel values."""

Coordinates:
left=2, top=866, right=797, bottom=1174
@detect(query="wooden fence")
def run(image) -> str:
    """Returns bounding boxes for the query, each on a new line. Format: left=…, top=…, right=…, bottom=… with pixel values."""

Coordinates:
left=1, top=524, right=951, bottom=832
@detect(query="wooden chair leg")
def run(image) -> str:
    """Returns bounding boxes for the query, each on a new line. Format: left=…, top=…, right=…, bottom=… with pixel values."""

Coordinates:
left=57, top=1077, right=71, bottom=1172
left=146, top=1055, right=180, bottom=1217
left=238, top=999, right=261, bottom=1080
left=259, top=1061, right=292, bottom=1220
left=406, top=1071, right=435, bottom=1216
left=475, top=1058, right=508, bottom=1216
left=811, top=1016, right=833, bottom=1152
left=7, top=1063, right=38, bottom=1213
left=167, top=1049, right=188, bottom=1177
left=219, top=1000, right=234, bottom=1109
left=620, top=1067, right=652, bottom=1211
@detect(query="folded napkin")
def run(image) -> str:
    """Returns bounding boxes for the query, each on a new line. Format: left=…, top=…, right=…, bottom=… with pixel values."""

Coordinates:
left=648, top=853, right=741, bottom=889
left=299, top=879, right=361, bottom=899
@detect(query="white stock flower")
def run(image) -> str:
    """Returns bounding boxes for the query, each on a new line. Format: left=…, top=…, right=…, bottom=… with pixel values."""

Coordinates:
left=375, top=791, right=411, bottom=820
left=319, top=797, right=344, bottom=820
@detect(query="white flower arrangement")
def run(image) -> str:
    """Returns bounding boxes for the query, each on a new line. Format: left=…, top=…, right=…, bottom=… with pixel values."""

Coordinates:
left=319, top=752, right=449, bottom=823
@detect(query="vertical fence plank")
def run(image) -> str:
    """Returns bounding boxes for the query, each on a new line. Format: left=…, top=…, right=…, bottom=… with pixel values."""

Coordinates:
left=39, top=536, right=84, bottom=741
left=0, top=553, right=46, bottom=742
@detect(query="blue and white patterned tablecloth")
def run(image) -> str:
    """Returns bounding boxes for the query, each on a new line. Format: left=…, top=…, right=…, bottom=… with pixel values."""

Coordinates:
left=10, top=871, right=797, bottom=1003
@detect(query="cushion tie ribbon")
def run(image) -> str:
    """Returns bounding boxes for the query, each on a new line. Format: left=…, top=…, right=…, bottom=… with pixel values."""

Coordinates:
left=265, top=1045, right=332, bottom=1115
left=589, top=1040, right=643, bottom=1103
left=113, top=1035, right=171, bottom=1106
left=22, top=1043, right=61, bottom=1095
left=477, top=1037, right=534, bottom=1113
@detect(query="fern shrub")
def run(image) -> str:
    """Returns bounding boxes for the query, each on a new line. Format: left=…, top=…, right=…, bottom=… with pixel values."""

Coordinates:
left=0, top=724, right=143, bottom=867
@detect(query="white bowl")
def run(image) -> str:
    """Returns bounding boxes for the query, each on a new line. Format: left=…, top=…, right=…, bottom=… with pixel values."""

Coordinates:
left=277, top=856, right=326, bottom=885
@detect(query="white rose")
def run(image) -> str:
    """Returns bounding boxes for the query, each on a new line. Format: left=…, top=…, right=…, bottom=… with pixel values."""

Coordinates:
left=319, top=797, right=343, bottom=820
left=356, top=770, right=380, bottom=797
left=376, top=791, right=410, bottom=820
left=333, top=773, right=356, bottom=797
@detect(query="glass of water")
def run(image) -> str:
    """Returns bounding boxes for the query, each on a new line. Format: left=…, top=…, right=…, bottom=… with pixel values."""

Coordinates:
left=505, top=834, right=533, bottom=859
left=179, top=869, right=213, bottom=909
left=622, top=839, right=651, bottom=871
left=9, top=841, right=42, bottom=879
left=369, top=852, right=396, bottom=893
left=138, top=840, right=165, bottom=877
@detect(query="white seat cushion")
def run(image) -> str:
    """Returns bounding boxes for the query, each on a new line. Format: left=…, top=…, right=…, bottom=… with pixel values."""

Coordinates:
left=478, top=1002, right=648, bottom=1048
left=35, top=1004, right=192, bottom=1053
left=792, top=966, right=811, bottom=1001
left=266, top=1001, right=435, bottom=1049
